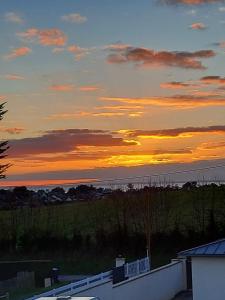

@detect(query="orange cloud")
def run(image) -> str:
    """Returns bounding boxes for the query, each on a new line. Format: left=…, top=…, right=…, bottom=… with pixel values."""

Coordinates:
left=161, top=0, right=223, bottom=5
left=47, top=112, right=124, bottom=119
left=49, top=84, right=75, bottom=92
left=5, top=74, right=25, bottom=80
left=104, top=43, right=131, bottom=50
left=67, top=45, right=88, bottom=60
left=87, top=112, right=125, bottom=117
left=79, top=85, right=100, bottom=92
left=6, top=47, right=31, bottom=60
left=190, top=22, right=207, bottom=30
left=18, top=28, right=67, bottom=46
left=107, top=46, right=215, bottom=69
left=200, top=76, right=225, bottom=85
left=104, top=153, right=190, bottom=166
left=98, top=105, right=143, bottom=111
left=201, top=141, right=225, bottom=150
left=192, top=90, right=223, bottom=97
left=47, top=102, right=145, bottom=120
left=160, top=81, right=193, bottom=89
left=101, top=94, right=225, bottom=109
left=47, top=111, right=140, bottom=120
left=0, top=127, right=25, bottom=135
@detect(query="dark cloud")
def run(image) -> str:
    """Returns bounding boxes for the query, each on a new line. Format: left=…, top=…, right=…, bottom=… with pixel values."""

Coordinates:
left=160, top=0, right=224, bottom=5
left=160, top=81, right=194, bottom=89
left=16, top=148, right=192, bottom=164
left=201, top=76, right=225, bottom=84
left=126, top=125, right=225, bottom=138
left=9, top=129, right=137, bottom=157
left=107, top=46, right=215, bottom=70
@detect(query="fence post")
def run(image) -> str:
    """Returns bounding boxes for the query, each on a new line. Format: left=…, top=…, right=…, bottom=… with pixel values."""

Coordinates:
left=125, top=263, right=128, bottom=277
left=147, top=256, right=151, bottom=271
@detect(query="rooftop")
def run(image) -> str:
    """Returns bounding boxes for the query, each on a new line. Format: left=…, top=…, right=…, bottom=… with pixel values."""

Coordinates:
left=178, top=238, right=225, bottom=257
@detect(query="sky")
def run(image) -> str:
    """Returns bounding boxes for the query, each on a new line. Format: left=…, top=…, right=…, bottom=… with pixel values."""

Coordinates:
left=1, top=0, right=225, bottom=187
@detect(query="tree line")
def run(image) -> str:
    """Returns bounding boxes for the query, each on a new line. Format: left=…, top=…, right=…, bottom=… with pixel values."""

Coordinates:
left=0, top=182, right=225, bottom=262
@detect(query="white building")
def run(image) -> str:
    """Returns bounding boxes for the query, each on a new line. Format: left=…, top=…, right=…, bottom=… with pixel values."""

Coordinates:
left=179, top=238, right=225, bottom=300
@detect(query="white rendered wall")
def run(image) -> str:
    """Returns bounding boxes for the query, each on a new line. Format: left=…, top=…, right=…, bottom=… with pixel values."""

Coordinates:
left=113, top=260, right=186, bottom=300
left=192, top=257, right=225, bottom=300
left=73, top=260, right=186, bottom=300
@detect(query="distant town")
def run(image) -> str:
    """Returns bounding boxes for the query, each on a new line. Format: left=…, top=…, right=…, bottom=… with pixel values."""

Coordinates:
left=0, top=185, right=114, bottom=209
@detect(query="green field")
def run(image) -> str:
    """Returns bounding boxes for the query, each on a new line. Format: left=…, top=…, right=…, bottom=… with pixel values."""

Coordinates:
left=1, top=184, right=225, bottom=300
left=1, top=185, right=225, bottom=254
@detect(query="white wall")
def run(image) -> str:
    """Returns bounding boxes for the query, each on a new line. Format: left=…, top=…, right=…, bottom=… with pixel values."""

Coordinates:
left=113, top=261, right=186, bottom=300
left=73, top=260, right=186, bottom=300
left=192, top=257, right=225, bottom=300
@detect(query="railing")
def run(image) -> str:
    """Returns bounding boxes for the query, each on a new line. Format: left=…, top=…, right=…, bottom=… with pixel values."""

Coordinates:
left=125, top=257, right=150, bottom=278
left=25, top=257, right=150, bottom=300
left=25, top=271, right=112, bottom=300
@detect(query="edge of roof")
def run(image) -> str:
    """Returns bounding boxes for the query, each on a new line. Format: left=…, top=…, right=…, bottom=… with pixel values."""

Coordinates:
left=178, top=238, right=225, bottom=257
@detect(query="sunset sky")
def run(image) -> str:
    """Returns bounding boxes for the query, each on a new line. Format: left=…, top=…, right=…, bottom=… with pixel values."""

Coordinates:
left=1, top=0, right=225, bottom=187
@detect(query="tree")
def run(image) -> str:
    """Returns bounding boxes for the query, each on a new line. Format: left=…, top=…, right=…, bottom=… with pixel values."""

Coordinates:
left=0, top=103, right=9, bottom=179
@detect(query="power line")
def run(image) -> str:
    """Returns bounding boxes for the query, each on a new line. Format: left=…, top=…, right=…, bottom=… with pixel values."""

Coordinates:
left=76, top=162, right=225, bottom=186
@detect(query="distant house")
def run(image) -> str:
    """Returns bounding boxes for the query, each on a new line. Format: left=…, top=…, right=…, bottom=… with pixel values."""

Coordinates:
left=179, top=238, right=225, bottom=300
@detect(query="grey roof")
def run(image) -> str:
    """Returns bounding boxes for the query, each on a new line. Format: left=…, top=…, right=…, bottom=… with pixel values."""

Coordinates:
left=178, top=238, right=225, bottom=257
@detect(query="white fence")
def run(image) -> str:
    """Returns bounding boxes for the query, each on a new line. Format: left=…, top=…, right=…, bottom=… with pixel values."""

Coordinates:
left=25, top=257, right=150, bottom=300
left=74, top=259, right=187, bottom=300
left=26, top=271, right=112, bottom=300
left=125, top=257, right=150, bottom=278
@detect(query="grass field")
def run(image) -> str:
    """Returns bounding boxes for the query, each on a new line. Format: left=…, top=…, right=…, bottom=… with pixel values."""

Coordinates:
left=3, top=251, right=174, bottom=300
left=1, top=185, right=225, bottom=300
left=9, top=282, right=70, bottom=300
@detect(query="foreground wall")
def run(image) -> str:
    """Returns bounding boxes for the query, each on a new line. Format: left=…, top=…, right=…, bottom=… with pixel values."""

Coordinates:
left=74, top=260, right=186, bottom=300
left=192, top=257, right=225, bottom=300
left=113, top=260, right=186, bottom=300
